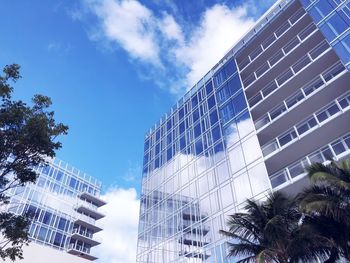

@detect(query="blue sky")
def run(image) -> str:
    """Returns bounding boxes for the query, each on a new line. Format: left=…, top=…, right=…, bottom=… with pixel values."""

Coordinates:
left=0, top=0, right=275, bottom=262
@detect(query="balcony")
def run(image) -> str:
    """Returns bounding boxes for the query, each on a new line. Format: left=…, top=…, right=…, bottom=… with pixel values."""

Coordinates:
left=74, top=214, right=103, bottom=233
left=79, top=191, right=106, bottom=207
left=247, top=40, right=331, bottom=109
left=75, top=201, right=105, bottom=220
left=71, top=228, right=101, bottom=246
left=261, top=91, right=350, bottom=159
left=254, top=63, right=347, bottom=131
left=237, top=7, right=307, bottom=72
left=269, top=132, right=350, bottom=189
left=67, top=243, right=97, bottom=261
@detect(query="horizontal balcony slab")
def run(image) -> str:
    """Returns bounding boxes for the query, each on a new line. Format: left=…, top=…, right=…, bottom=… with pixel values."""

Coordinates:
left=257, top=72, right=350, bottom=145
left=79, top=192, right=107, bottom=207
left=67, top=247, right=97, bottom=261
left=264, top=110, right=350, bottom=175
left=71, top=232, right=101, bottom=247
left=74, top=218, right=103, bottom=233
left=75, top=205, right=105, bottom=220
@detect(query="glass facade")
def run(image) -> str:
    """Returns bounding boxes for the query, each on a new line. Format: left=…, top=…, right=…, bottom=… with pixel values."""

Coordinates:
left=137, top=0, right=350, bottom=262
left=6, top=158, right=105, bottom=261
left=301, top=0, right=350, bottom=68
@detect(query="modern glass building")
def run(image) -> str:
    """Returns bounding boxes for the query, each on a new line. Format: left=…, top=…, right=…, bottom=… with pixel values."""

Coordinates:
left=6, top=158, right=105, bottom=262
left=136, top=0, right=350, bottom=262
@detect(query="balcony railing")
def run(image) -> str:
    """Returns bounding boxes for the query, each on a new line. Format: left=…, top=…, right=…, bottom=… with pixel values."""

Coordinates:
left=67, top=242, right=90, bottom=254
left=71, top=228, right=102, bottom=245
left=261, top=91, right=350, bottom=158
left=270, top=132, right=350, bottom=189
left=248, top=40, right=331, bottom=108
left=237, top=8, right=307, bottom=71
left=242, top=22, right=318, bottom=88
left=254, top=63, right=347, bottom=130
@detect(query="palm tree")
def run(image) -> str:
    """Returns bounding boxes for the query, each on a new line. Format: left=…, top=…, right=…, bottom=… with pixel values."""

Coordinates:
left=220, top=192, right=333, bottom=263
left=299, top=159, right=350, bottom=260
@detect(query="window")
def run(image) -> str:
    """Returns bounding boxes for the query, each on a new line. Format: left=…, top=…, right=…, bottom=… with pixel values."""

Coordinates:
left=194, top=123, right=201, bottom=138
left=322, top=13, right=348, bottom=42
left=224, top=120, right=239, bottom=147
left=275, top=21, right=290, bottom=37
left=195, top=138, right=203, bottom=155
left=228, top=144, right=246, bottom=174
left=210, top=110, right=219, bottom=126
left=277, top=68, right=293, bottom=86
left=256, top=62, right=269, bottom=78
left=69, top=177, right=77, bottom=189
left=232, top=92, right=247, bottom=115
left=211, top=125, right=222, bottom=143
left=236, top=112, right=254, bottom=139
left=207, top=95, right=216, bottom=110
left=296, top=117, right=317, bottom=135
left=270, top=104, right=286, bottom=120
left=283, top=37, right=300, bottom=54
left=53, top=232, right=62, bottom=247
left=58, top=218, right=67, bottom=231
left=250, top=45, right=263, bottom=61
left=278, top=130, right=297, bottom=146
left=269, top=49, right=284, bottom=66
left=205, top=81, right=213, bottom=95
left=262, top=33, right=276, bottom=49
left=331, top=140, right=346, bottom=154
left=286, top=90, right=305, bottom=108
left=191, top=94, right=198, bottom=108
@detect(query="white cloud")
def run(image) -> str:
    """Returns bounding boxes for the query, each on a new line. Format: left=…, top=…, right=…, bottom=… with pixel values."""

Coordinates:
left=94, top=187, right=140, bottom=263
left=80, top=0, right=261, bottom=94
left=159, top=13, right=184, bottom=44
left=87, top=0, right=160, bottom=65
left=174, top=4, right=254, bottom=88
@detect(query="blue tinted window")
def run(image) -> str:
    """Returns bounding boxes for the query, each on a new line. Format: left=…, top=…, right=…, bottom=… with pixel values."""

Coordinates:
left=42, top=165, right=50, bottom=175
left=180, top=136, right=186, bottom=151
left=58, top=218, right=67, bottom=231
left=167, top=147, right=173, bottom=161
left=225, top=59, right=237, bottom=78
left=194, top=123, right=201, bottom=138
left=214, top=142, right=224, bottom=154
left=334, top=33, right=350, bottom=63
left=227, top=74, right=241, bottom=95
left=210, top=110, right=219, bottom=126
left=327, top=13, right=348, bottom=36
left=56, top=171, right=63, bottom=182
left=195, top=138, right=203, bottom=155
left=207, top=95, right=216, bottom=110
left=192, top=108, right=200, bottom=122
left=69, top=177, right=77, bottom=189
left=309, top=6, right=323, bottom=23
left=232, top=92, right=247, bottom=115
left=205, top=81, right=213, bottom=95
left=179, top=107, right=184, bottom=120
left=156, top=129, right=160, bottom=141
left=300, top=0, right=311, bottom=8
left=167, top=133, right=172, bottom=144
left=321, top=22, right=337, bottom=41
left=316, top=1, right=333, bottom=18
left=191, top=95, right=198, bottom=108
left=211, top=125, right=221, bottom=143
left=214, top=68, right=226, bottom=87
left=167, top=119, right=172, bottom=131
left=53, top=232, right=62, bottom=247
left=179, top=121, right=185, bottom=134
left=155, top=143, right=160, bottom=156
left=220, top=101, right=235, bottom=124
left=144, top=139, right=150, bottom=151
left=154, top=157, right=160, bottom=168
